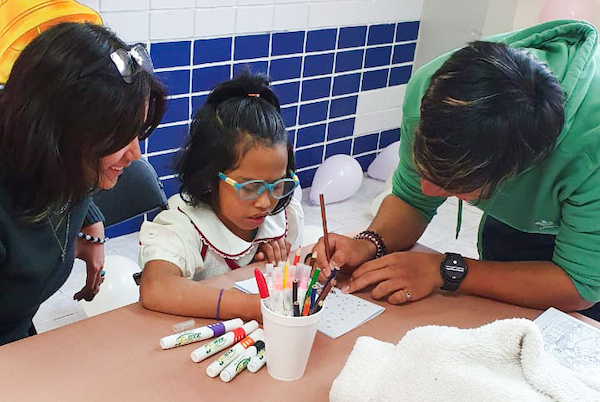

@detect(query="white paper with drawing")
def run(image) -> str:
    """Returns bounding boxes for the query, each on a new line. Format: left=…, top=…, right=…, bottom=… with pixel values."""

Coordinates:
left=533, top=307, right=600, bottom=377
left=234, top=278, right=385, bottom=339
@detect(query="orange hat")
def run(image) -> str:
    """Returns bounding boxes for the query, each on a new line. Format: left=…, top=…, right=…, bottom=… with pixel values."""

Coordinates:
left=0, top=0, right=103, bottom=83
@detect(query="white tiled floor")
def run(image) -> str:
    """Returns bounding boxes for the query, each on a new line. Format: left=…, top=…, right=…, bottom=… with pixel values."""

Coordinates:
left=33, top=176, right=483, bottom=333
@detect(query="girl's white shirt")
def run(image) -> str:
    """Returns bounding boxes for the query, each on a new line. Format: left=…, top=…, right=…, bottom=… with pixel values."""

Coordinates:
left=139, top=194, right=304, bottom=280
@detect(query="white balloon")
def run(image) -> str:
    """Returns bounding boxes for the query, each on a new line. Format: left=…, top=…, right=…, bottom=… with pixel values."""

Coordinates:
left=309, top=154, right=363, bottom=205
left=293, top=182, right=303, bottom=202
left=367, top=141, right=400, bottom=181
left=77, top=255, right=141, bottom=317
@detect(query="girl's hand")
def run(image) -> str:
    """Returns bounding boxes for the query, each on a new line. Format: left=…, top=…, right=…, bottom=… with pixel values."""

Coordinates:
left=342, top=252, right=444, bottom=304
left=253, top=237, right=291, bottom=263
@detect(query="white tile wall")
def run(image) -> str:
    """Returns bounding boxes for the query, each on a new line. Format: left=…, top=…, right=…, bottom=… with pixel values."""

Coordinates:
left=195, top=7, right=237, bottom=38
left=102, top=11, right=149, bottom=43
left=370, top=0, right=400, bottom=24
left=150, top=10, right=195, bottom=40
left=340, top=0, right=372, bottom=26
left=196, top=0, right=236, bottom=7
left=354, top=85, right=407, bottom=135
left=90, top=0, right=422, bottom=43
left=100, top=0, right=149, bottom=12
left=77, top=0, right=100, bottom=11
left=235, top=5, right=275, bottom=34
left=238, top=0, right=275, bottom=5
left=308, top=1, right=342, bottom=28
left=151, top=0, right=195, bottom=10
left=273, top=3, right=309, bottom=31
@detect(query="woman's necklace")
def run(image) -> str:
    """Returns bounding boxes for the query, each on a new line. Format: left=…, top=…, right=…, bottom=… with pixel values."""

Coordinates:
left=47, top=211, right=71, bottom=262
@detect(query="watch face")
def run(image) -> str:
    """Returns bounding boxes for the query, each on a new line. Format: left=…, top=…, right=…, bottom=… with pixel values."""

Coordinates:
left=443, top=257, right=466, bottom=282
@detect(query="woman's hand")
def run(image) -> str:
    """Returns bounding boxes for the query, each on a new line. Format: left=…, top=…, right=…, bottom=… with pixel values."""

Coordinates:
left=342, top=251, right=444, bottom=304
left=74, top=222, right=105, bottom=301
left=253, top=237, right=291, bottom=263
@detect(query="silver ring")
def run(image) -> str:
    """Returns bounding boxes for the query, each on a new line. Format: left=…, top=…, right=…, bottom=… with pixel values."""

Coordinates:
left=404, top=289, right=412, bottom=302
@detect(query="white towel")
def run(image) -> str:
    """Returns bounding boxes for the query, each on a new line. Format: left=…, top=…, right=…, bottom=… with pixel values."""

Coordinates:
left=329, top=318, right=600, bottom=402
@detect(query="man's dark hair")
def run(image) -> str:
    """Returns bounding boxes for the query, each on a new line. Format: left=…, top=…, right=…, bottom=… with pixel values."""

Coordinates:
left=0, top=22, right=166, bottom=221
left=178, top=72, right=295, bottom=215
left=413, top=40, right=565, bottom=199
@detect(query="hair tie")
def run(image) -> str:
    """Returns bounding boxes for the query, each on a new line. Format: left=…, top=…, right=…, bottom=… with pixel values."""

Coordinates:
left=247, top=93, right=260, bottom=98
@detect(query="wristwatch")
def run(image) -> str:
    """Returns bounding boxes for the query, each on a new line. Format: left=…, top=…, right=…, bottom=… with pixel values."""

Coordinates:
left=440, top=252, right=468, bottom=292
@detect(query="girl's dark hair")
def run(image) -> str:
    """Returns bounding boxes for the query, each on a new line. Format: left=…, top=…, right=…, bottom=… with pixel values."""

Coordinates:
left=0, top=22, right=166, bottom=221
left=414, top=41, right=565, bottom=199
left=178, top=72, right=294, bottom=215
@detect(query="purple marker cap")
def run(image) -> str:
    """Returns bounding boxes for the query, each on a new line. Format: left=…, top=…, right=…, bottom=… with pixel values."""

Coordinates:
left=207, top=322, right=226, bottom=337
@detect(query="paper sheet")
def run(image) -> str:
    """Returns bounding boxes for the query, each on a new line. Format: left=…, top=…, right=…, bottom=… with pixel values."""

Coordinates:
left=234, top=278, right=385, bottom=339
left=534, top=307, right=600, bottom=377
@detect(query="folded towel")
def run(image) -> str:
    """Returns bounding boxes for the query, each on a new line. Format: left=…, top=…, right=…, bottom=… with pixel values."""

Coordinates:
left=330, top=318, right=600, bottom=402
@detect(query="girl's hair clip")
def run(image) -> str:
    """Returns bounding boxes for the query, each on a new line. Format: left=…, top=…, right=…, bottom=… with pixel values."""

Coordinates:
left=247, top=93, right=260, bottom=98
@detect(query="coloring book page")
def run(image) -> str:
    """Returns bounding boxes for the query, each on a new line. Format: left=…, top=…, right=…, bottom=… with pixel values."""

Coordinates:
left=534, top=307, right=600, bottom=377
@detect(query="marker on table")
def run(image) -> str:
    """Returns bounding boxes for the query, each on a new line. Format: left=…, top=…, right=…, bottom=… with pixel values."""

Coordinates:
left=247, top=345, right=267, bottom=373
left=160, top=318, right=243, bottom=350
left=220, top=340, right=266, bottom=383
left=190, top=320, right=259, bottom=363
left=206, top=329, right=264, bottom=378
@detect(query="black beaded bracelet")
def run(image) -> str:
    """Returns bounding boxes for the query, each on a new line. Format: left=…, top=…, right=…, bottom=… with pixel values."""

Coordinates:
left=354, top=230, right=387, bottom=259
left=78, top=231, right=109, bottom=244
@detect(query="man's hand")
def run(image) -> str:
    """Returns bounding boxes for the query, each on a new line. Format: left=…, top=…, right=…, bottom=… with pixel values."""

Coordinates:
left=312, top=233, right=377, bottom=278
left=342, top=252, right=444, bottom=304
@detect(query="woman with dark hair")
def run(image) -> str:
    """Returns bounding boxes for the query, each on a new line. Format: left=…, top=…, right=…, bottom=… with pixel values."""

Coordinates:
left=0, top=22, right=166, bottom=345
left=138, top=72, right=303, bottom=322
left=312, top=20, right=600, bottom=319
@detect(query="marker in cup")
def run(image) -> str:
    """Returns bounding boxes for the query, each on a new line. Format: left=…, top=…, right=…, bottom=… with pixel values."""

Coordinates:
left=160, top=318, right=243, bottom=350
left=206, top=329, right=264, bottom=377
left=190, top=320, right=259, bottom=363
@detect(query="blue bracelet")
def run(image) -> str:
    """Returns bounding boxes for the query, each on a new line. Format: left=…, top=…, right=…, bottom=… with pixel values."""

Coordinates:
left=215, top=288, right=224, bottom=321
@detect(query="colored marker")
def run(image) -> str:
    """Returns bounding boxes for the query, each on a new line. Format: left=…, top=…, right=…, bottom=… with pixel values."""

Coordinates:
left=190, top=320, right=258, bottom=363
left=206, top=329, right=264, bottom=377
left=283, top=262, right=289, bottom=289
left=292, top=248, right=301, bottom=266
left=254, top=268, right=270, bottom=308
left=160, top=318, right=243, bottom=350
left=247, top=345, right=267, bottom=373
left=220, top=340, right=266, bottom=382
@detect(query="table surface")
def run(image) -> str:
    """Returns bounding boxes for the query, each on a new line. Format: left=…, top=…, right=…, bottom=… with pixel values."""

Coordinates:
left=2, top=251, right=598, bottom=402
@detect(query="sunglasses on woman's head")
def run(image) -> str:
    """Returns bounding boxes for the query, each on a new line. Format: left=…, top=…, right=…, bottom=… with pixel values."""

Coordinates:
left=79, top=43, right=153, bottom=83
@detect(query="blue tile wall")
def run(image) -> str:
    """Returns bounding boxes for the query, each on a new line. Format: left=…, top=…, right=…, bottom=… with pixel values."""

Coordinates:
left=136, top=21, right=420, bottom=235
left=193, top=38, right=231, bottom=64
left=151, top=41, right=191, bottom=68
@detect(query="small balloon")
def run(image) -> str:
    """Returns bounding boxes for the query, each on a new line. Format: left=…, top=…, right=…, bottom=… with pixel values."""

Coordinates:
left=77, top=255, right=141, bottom=317
left=309, top=154, right=363, bottom=205
left=367, top=141, right=400, bottom=181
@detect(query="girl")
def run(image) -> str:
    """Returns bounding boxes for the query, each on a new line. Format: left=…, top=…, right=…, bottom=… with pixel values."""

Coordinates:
left=0, top=22, right=166, bottom=345
left=139, top=73, right=304, bottom=322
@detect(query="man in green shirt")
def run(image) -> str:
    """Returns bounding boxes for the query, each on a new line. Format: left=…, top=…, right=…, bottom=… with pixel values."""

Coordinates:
left=313, top=20, right=600, bottom=319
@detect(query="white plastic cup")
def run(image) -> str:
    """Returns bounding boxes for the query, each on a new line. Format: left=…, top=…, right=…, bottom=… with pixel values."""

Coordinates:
left=260, top=300, right=323, bottom=381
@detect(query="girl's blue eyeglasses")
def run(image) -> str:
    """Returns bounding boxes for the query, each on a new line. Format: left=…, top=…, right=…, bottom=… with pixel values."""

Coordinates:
left=218, top=172, right=299, bottom=200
